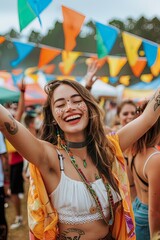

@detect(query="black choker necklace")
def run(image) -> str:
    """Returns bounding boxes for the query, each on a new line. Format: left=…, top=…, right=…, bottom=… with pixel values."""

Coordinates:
left=66, top=140, right=87, bottom=148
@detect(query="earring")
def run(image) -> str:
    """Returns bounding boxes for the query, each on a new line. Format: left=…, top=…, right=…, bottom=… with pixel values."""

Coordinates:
left=56, top=127, right=62, bottom=149
left=52, top=119, right=57, bottom=125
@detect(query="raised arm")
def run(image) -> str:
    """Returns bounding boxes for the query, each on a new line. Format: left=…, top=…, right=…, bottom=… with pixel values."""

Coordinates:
left=84, top=60, right=99, bottom=91
left=118, top=88, right=160, bottom=151
left=0, top=104, right=43, bottom=167
left=15, top=78, right=26, bottom=121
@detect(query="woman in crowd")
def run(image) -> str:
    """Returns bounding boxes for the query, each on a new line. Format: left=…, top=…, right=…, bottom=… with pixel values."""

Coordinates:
left=0, top=79, right=160, bottom=239
left=128, top=101, right=160, bottom=240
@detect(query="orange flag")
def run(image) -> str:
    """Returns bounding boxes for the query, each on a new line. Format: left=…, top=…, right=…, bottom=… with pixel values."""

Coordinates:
left=0, top=36, right=6, bottom=44
left=38, top=47, right=61, bottom=68
left=62, top=5, right=85, bottom=51
left=131, top=58, right=147, bottom=77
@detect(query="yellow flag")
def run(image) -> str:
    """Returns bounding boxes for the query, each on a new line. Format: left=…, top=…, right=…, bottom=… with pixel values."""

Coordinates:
left=140, top=74, right=153, bottom=82
left=108, top=56, right=127, bottom=77
left=122, top=32, right=142, bottom=66
left=59, top=51, right=82, bottom=75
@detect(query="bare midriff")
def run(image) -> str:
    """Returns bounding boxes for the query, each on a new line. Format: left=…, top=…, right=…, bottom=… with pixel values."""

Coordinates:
left=57, top=219, right=109, bottom=240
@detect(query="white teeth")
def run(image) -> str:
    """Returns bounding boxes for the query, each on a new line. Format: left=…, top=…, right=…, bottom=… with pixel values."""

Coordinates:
left=65, top=115, right=80, bottom=121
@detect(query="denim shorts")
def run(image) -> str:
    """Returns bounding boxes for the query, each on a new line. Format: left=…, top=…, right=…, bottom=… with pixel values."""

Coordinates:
left=132, top=197, right=150, bottom=240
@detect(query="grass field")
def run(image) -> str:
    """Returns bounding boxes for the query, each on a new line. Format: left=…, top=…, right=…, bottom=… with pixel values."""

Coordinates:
left=6, top=183, right=29, bottom=240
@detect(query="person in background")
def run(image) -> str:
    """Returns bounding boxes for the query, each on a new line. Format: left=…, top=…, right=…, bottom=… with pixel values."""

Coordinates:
left=129, top=100, right=160, bottom=240
left=6, top=80, right=26, bottom=230
left=22, top=111, right=37, bottom=182
left=0, top=131, right=9, bottom=240
left=0, top=79, right=160, bottom=239
left=112, top=99, right=137, bottom=202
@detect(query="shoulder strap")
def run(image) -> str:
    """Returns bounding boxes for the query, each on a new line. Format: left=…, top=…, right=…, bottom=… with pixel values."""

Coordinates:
left=55, top=148, right=64, bottom=171
left=143, top=151, right=160, bottom=179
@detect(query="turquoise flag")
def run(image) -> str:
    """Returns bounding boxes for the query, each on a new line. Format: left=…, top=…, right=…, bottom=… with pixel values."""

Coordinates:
left=95, top=21, right=119, bottom=58
left=27, top=0, right=52, bottom=26
left=18, top=0, right=53, bottom=31
left=11, top=41, right=35, bottom=67
left=142, top=40, right=158, bottom=67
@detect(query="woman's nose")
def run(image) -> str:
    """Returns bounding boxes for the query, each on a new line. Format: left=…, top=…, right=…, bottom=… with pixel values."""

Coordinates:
left=65, top=101, right=74, bottom=111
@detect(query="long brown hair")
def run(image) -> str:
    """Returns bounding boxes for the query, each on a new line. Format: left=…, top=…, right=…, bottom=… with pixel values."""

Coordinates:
left=40, top=79, right=118, bottom=192
left=133, top=101, right=160, bottom=153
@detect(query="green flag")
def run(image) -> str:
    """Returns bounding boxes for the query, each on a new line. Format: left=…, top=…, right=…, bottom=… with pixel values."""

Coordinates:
left=96, top=28, right=108, bottom=58
left=18, top=0, right=36, bottom=32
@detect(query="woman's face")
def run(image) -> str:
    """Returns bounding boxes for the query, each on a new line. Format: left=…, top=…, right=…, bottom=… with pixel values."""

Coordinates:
left=119, top=104, right=136, bottom=126
left=51, top=84, right=89, bottom=140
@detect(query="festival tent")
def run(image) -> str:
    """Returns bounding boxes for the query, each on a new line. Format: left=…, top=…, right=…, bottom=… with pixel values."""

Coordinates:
left=0, top=86, right=20, bottom=104
left=0, top=84, right=47, bottom=105
left=24, top=83, right=47, bottom=106
left=80, top=78, right=124, bottom=101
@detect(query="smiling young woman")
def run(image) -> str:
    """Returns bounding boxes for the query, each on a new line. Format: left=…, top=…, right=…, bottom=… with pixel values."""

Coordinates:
left=0, top=79, right=160, bottom=239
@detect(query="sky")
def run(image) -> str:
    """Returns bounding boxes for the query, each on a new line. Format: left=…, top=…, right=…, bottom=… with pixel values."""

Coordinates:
left=0, top=0, right=160, bottom=36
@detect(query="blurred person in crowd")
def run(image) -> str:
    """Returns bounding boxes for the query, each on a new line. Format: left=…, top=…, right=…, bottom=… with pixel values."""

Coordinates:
left=5, top=80, right=26, bottom=230
left=0, top=131, right=9, bottom=240
left=22, top=111, right=37, bottom=182
left=128, top=100, right=160, bottom=239
left=112, top=100, right=138, bottom=202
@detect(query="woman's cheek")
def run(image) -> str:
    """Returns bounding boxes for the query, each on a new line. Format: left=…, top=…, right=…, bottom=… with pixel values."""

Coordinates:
left=78, top=102, right=88, bottom=116
left=55, top=109, right=64, bottom=118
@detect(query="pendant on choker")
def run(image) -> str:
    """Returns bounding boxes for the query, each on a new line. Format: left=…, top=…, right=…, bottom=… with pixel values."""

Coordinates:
left=83, top=159, right=87, bottom=168
left=66, top=140, right=87, bottom=148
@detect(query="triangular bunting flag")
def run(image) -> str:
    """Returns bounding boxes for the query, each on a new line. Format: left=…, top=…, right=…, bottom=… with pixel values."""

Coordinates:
left=27, top=0, right=52, bottom=26
left=38, top=47, right=61, bottom=67
left=122, top=32, right=142, bottom=66
left=131, top=58, right=147, bottom=77
left=140, top=74, right=153, bottom=83
left=100, top=76, right=109, bottom=83
left=18, top=0, right=36, bottom=31
left=119, top=75, right=130, bottom=86
left=11, top=41, right=35, bottom=67
left=109, top=77, right=118, bottom=84
left=59, top=51, right=82, bottom=75
left=95, top=22, right=119, bottom=58
left=42, top=64, right=55, bottom=74
left=11, top=72, right=24, bottom=86
left=107, top=56, right=127, bottom=77
left=62, top=5, right=85, bottom=51
left=142, top=39, right=158, bottom=67
left=0, top=36, right=6, bottom=44
left=150, top=47, right=160, bottom=76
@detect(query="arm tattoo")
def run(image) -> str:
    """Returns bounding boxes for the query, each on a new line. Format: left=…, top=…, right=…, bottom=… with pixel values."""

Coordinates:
left=154, top=91, right=160, bottom=111
left=4, top=114, right=18, bottom=135
left=57, top=228, right=85, bottom=240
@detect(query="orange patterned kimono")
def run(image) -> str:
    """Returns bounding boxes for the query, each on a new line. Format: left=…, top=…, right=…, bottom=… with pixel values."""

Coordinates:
left=28, top=134, right=136, bottom=240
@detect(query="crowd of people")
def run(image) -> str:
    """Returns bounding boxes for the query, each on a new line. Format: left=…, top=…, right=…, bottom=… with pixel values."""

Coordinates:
left=0, top=61, right=160, bottom=240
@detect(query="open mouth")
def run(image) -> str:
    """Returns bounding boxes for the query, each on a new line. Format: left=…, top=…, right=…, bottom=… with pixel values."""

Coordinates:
left=64, top=114, right=81, bottom=122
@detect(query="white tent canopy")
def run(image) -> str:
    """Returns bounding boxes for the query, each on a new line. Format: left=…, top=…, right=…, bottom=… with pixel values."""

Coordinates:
left=80, top=78, right=124, bottom=103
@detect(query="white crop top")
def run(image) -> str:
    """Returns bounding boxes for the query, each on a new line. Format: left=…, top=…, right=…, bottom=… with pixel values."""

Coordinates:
left=49, top=151, right=121, bottom=225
